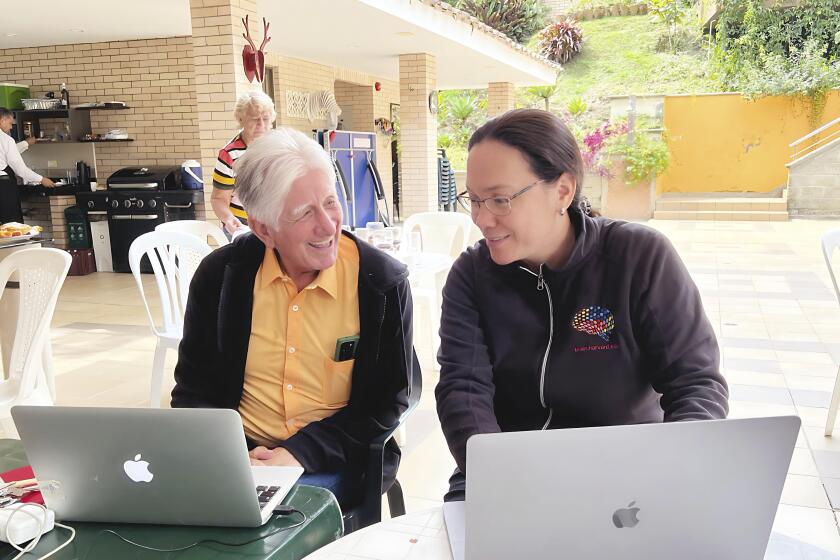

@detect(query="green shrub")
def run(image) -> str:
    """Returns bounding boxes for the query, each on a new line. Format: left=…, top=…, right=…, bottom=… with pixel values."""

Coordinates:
left=608, top=131, right=670, bottom=184
left=711, top=0, right=840, bottom=123
left=654, top=24, right=701, bottom=53
left=567, top=96, right=589, bottom=116
left=446, top=0, right=549, bottom=44
left=538, top=20, right=585, bottom=64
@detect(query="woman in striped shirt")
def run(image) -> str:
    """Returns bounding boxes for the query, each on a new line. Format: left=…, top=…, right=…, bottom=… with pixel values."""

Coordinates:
left=211, top=91, right=276, bottom=235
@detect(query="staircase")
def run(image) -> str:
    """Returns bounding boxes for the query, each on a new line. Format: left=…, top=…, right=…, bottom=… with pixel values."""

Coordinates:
left=653, top=193, right=789, bottom=221
left=786, top=116, right=840, bottom=218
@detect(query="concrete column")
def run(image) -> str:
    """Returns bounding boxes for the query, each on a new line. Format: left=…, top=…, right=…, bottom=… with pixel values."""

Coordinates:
left=190, top=0, right=261, bottom=221
left=487, top=82, right=515, bottom=117
left=399, top=53, right=438, bottom=216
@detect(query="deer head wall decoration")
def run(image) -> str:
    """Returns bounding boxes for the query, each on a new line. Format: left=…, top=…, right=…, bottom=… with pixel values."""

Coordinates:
left=242, top=15, right=271, bottom=83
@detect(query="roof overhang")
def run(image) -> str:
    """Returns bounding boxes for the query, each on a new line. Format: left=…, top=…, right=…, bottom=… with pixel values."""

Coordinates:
left=263, top=0, right=558, bottom=88
left=1, top=0, right=557, bottom=89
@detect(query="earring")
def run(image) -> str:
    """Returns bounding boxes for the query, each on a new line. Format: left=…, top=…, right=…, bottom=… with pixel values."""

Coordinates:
left=560, top=208, right=566, bottom=216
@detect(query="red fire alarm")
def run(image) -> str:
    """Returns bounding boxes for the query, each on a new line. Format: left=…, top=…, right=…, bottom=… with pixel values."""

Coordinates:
left=374, top=81, right=382, bottom=91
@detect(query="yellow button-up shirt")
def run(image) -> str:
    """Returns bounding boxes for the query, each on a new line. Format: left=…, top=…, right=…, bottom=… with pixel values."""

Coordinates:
left=239, top=235, right=360, bottom=447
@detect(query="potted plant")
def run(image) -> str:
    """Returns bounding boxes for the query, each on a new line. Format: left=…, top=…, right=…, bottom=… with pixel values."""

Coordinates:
left=602, top=130, right=670, bottom=220
left=579, top=121, right=627, bottom=213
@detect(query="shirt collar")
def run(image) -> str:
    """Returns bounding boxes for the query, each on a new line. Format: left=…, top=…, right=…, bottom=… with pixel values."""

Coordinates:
left=257, top=247, right=339, bottom=299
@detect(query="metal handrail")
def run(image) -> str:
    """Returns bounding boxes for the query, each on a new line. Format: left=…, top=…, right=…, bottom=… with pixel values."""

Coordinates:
left=790, top=116, right=840, bottom=162
left=790, top=116, right=840, bottom=148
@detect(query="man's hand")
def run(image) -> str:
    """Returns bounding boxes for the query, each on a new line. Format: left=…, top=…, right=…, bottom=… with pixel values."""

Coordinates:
left=249, top=446, right=303, bottom=468
left=24, top=137, right=37, bottom=146
left=223, top=216, right=243, bottom=235
left=40, top=177, right=55, bottom=188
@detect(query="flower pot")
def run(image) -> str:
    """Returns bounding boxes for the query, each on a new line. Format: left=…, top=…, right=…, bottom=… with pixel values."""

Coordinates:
left=601, top=158, right=656, bottom=220
left=582, top=172, right=607, bottom=214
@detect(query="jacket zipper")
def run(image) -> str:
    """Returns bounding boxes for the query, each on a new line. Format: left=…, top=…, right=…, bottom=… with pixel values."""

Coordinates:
left=375, top=289, right=386, bottom=363
left=519, top=264, right=554, bottom=430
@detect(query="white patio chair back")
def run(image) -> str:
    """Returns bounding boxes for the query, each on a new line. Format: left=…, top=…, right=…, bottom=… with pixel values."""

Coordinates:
left=128, top=231, right=212, bottom=407
left=129, top=231, right=212, bottom=339
left=402, top=212, right=476, bottom=260
left=155, top=220, right=228, bottom=248
left=0, top=248, right=71, bottom=427
left=821, top=229, right=840, bottom=436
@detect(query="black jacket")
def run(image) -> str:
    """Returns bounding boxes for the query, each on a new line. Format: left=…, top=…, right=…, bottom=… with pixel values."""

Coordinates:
left=436, top=207, right=728, bottom=493
left=172, top=231, right=418, bottom=484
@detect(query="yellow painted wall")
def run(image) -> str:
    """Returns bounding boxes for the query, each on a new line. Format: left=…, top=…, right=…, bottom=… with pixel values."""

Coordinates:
left=658, top=91, right=840, bottom=194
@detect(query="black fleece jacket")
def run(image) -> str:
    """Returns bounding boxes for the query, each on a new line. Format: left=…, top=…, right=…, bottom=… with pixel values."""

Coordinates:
left=171, top=231, right=419, bottom=484
left=436, top=207, right=728, bottom=484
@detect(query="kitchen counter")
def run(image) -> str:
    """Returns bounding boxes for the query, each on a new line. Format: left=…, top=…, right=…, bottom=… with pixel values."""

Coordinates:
left=18, top=183, right=82, bottom=197
left=0, top=235, right=45, bottom=250
left=19, top=191, right=77, bottom=249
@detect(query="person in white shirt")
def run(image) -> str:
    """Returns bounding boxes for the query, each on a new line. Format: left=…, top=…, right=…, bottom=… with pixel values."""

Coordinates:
left=16, top=136, right=36, bottom=154
left=0, top=107, right=54, bottom=223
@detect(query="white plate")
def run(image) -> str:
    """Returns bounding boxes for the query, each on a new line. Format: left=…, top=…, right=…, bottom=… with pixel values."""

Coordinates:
left=0, top=230, right=41, bottom=246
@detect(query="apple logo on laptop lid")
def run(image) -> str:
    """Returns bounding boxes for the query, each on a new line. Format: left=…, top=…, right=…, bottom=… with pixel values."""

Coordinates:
left=123, top=454, right=154, bottom=483
left=612, top=501, right=640, bottom=528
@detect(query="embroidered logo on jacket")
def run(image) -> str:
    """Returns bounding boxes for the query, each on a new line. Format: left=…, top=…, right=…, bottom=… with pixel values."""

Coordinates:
left=572, top=306, right=615, bottom=342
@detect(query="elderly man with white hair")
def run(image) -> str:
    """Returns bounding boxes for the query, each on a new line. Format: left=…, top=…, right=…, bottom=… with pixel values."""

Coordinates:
left=211, top=90, right=276, bottom=235
left=172, top=128, right=419, bottom=507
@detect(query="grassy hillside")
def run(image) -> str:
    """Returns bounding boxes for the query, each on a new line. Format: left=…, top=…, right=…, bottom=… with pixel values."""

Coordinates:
left=552, top=15, right=721, bottom=106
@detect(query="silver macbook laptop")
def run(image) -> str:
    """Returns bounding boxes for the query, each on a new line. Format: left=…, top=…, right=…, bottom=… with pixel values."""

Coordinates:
left=11, top=406, right=303, bottom=527
left=445, top=416, right=800, bottom=560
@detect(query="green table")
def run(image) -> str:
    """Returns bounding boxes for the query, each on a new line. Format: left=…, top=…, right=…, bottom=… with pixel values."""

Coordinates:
left=0, top=439, right=343, bottom=559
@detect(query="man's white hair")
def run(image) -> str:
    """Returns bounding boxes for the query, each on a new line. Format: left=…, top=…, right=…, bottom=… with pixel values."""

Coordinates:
left=234, top=90, right=277, bottom=124
left=233, top=128, right=336, bottom=227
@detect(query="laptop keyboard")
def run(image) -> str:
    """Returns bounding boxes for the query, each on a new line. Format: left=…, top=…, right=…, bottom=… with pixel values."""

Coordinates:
left=256, top=485, right=282, bottom=511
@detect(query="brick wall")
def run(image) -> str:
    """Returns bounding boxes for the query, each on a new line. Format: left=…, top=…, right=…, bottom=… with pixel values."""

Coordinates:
left=19, top=195, right=75, bottom=248
left=190, top=0, right=258, bottom=222
left=334, top=81, right=374, bottom=131
left=0, top=37, right=201, bottom=181
left=487, top=82, right=515, bottom=117
left=399, top=53, right=438, bottom=216
left=266, top=55, right=400, bottom=221
left=0, top=36, right=404, bottom=227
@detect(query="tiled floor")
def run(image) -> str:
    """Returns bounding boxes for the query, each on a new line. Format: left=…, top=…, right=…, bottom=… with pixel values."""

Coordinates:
left=5, top=217, right=840, bottom=551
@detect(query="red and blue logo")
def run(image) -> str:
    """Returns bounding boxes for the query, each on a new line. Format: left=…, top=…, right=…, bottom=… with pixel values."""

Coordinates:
left=572, top=306, right=615, bottom=342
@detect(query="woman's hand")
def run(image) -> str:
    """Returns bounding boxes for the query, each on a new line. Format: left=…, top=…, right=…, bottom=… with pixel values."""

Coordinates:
left=223, top=215, right=243, bottom=235
left=249, top=446, right=303, bottom=468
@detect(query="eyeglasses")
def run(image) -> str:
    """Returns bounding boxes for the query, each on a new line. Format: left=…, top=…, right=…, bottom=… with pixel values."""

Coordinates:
left=456, top=180, right=542, bottom=217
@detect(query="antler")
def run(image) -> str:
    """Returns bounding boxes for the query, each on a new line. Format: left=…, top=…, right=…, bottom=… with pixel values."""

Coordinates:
left=258, top=17, right=271, bottom=52
left=241, top=14, right=257, bottom=51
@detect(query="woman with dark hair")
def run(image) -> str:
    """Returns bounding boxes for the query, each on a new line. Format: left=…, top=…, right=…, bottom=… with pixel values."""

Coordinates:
left=435, top=109, right=728, bottom=501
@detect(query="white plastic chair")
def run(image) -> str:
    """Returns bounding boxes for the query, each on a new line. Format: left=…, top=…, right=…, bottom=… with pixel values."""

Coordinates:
left=822, top=229, right=840, bottom=436
left=155, top=220, right=229, bottom=248
left=402, top=212, right=476, bottom=259
left=128, top=231, right=213, bottom=408
left=0, top=248, right=71, bottom=434
left=401, top=212, right=476, bottom=371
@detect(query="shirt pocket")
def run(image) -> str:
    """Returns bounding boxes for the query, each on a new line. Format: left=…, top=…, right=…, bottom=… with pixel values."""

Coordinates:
left=323, top=357, right=354, bottom=408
